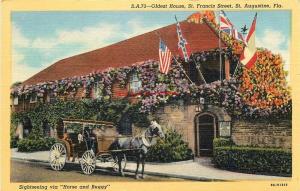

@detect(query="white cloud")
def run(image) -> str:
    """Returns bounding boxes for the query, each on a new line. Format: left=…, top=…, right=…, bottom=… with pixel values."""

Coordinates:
left=12, top=51, right=42, bottom=83
left=12, top=62, right=43, bottom=83
left=31, top=22, right=121, bottom=51
left=256, top=29, right=290, bottom=80
left=30, top=20, right=162, bottom=53
left=58, top=23, right=120, bottom=49
left=12, top=24, right=37, bottom=82
left=31, top=38, right=57, bottom=50
left=256, top=29, right=286, bottom=50
left=12, top=23, right=30, bottom=47
left=124, top=19, right=163, bottom=39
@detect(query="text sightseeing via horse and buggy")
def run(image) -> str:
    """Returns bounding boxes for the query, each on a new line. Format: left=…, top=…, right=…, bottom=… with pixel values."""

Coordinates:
left=49, top=118, right=165, bottom=179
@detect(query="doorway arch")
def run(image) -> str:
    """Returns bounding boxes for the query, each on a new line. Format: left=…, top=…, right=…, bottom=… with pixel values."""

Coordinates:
left=195, top=113, right=217, bottom=157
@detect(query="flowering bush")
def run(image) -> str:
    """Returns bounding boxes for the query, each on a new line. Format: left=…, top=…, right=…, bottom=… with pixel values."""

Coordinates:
left=238, top=49, right=291, bottom=118
left=188, top=12, right=245, bottom=54
left=187, top=11, right=216, bottom=25
left=11, top=50, right=291, bottom=119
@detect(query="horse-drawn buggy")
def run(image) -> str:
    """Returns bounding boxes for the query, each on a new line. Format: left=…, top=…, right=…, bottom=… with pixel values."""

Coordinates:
left=49, top=118, right=164, bottom=178
left=49, top=118, right=127, bottom=175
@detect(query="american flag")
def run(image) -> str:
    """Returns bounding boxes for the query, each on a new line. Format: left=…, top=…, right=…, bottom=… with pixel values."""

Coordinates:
left=176, top=17, right=191, bottom=62
left=159, top=39, right=172, bottom=74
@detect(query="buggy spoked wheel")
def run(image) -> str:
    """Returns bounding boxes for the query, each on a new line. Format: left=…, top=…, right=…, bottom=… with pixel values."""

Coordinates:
left=81, top=150, right=96, bottom=175
left=111, top=153, right=127, bottom=172
left=49, top=143, right=67, bottom=171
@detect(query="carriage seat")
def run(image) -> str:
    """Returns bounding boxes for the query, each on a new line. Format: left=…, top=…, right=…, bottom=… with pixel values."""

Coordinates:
left=67, top=133, right=80, bottom=145
left=66, top=133, right=82, bottom=154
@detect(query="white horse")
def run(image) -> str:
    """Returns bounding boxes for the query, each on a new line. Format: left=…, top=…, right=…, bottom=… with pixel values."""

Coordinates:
left=109, top=120, right=165, bottom=179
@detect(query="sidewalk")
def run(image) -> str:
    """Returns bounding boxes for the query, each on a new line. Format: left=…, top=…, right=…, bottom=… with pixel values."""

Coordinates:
left=11, top=148, right=290, bottom=181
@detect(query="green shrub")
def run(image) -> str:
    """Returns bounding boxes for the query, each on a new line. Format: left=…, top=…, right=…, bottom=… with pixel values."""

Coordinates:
left=11, top=138, right=18, bottom=148
left=213, top=146, right=291, bottom=176
left=213, top=138, right=234, bottom=148
left=146, top=129, right=194, bottom=162
left=10, top=125, right=18, bottom=148
left=212, top=138, right=235, bottom=163
left=17, top=137, right=56, bottom=152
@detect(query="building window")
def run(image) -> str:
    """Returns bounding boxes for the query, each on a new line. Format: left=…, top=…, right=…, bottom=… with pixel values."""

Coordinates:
left=129, top=73, right=142, bottom=94
left=219, top=121, right=231, bottom=137
left=29, top=94, right=37, bottom=103
left=93, top=82, right=103, bottom=99
left=13, top=97, right=19, bottom=105
left=47, top=92, right=57, bottom=103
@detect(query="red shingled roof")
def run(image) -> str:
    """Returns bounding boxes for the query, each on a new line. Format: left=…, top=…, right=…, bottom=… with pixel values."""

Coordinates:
left=23, top=21, right=226, bottom=85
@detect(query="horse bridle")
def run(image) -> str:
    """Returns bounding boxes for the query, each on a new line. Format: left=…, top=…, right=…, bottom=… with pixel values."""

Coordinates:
left=142, top=127, right=161, bottom=147
left=150, top=126, right=159, bottom=135
left=133, top=125, right=163, bottom=148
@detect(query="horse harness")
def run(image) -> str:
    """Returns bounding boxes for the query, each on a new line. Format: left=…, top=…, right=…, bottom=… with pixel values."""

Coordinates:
left=129, top=129, right=154, bottom=150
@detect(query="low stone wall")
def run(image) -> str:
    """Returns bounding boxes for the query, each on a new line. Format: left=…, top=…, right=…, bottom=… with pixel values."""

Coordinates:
left=232, top=120, right=292, bottom=149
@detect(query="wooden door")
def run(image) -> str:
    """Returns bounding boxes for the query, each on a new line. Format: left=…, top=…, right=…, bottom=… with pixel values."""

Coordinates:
left=198, top=114, right=215, bottom=156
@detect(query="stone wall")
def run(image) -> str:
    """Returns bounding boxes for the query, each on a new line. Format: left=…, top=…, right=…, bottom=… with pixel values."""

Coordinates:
left=154, top=102, right=198, bottom=153
left=154, top=102, right=292, bottom=155
left=232, top=120, right=292, bottom=149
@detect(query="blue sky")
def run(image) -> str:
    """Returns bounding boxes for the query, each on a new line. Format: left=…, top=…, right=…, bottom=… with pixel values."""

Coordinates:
left=12, top=11, right=291, bottom=83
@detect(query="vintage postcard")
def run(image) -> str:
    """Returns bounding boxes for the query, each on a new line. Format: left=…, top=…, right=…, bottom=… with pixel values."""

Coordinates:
left=1, top=0, right=299, bottom=191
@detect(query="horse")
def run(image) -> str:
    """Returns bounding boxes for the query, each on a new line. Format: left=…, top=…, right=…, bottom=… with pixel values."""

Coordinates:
left=109, top=120, right=165, bottom=179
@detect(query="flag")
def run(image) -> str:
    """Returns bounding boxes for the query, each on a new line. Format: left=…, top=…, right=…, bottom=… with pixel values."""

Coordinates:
left=220, top=10, right=246, bottom=44
left=232, top=28, right=246, bottom=43
left=220, top=10, right=234, bottom=35
left=176, top=17, right=191, bottom=62
left=240, top=13, right=257, bottom=69
left=159, top=39, right=172, bottom=74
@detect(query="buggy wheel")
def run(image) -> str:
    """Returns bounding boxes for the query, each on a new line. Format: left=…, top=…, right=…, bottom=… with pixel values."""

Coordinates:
left=49, top=143, right=67, bottom=171
left=111, top=153, right=127, bottom=172
left=80, top=150, right=96, bottom=175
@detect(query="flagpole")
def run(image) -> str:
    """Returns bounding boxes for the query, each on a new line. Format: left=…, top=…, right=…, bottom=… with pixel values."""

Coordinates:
left=174, top=16, right=195, bottom=84
left=219, top=10, right=223, bottom=82
left=155, top=32, right=194, bottom=84
left=177, top=16, right=206, bottom=84
left=173, top=56, right=194, bottom=84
